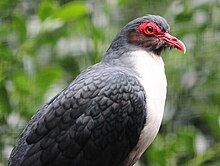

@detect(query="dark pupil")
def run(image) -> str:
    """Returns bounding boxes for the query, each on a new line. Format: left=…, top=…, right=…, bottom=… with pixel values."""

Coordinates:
left=147, top=26, right=153, bottom=32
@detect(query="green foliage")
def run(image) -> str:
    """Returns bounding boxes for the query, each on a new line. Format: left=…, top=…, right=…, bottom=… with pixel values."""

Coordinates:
left=146, top=127, right=195, bottom=165
left=38, top=1, right=58, bottom=21
left=0, top=0, right=219, bottom=165
left=52, top=1, right=88, bottom=21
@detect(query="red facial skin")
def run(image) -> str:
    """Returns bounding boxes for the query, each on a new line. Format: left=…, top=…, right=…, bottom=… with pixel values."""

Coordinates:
left=138, top=22, right=186, bottom=53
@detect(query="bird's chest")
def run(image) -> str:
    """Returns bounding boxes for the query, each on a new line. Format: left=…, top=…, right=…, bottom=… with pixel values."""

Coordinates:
left=136, top=65, right=167, bottom=151
left=123, top=51, right=167, bottom=165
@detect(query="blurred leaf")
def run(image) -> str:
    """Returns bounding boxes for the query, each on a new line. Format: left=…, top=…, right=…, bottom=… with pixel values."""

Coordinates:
left=59, top=55, right=80, bottom=78
left=175, top=11, right=193, bottom=22
left=12, top=72, right=33, bottom=94
left=187, top=143, right=220, bottom=166
left=144, top=127, right=195, bottom=166
left=38, top=1, right=58, bottom=21
left=51, top=1, right=88, bottom=22
left=0, top=81, right=11, bottom=120
left=36, top=66, right=63, bottom=97
left=199, top=105, right=220, bottom=139
left=12, top=15, right=27, bottom=42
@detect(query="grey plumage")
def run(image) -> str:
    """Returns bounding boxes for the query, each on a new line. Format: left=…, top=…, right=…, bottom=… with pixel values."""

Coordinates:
left=9, top=63, right=146, bottom=166
left=9, top=14, right=177, bottom=166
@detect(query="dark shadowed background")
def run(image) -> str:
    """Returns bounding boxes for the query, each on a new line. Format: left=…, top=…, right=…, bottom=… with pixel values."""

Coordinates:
left=0, top=0, right=219, bottom=165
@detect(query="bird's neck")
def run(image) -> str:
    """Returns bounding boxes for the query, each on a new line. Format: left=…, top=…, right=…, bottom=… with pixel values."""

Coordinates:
left=103, top=49, right=167, bottom=112
left=103, top=47, right=164, bottom=72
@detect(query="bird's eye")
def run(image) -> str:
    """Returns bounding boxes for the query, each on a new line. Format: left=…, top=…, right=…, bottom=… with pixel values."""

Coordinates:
left=146, top=26, right=154, bottom=33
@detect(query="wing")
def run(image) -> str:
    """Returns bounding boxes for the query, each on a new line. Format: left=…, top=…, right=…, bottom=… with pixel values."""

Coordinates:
left=12, top=67, right=146, bottom=166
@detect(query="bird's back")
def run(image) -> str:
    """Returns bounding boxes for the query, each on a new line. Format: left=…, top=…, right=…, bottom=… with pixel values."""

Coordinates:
left=9, top=62, right=147, bottom=166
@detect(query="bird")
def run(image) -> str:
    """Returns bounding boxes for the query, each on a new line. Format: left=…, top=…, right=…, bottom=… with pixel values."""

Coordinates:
left=9, top=14, right=186, bottom=166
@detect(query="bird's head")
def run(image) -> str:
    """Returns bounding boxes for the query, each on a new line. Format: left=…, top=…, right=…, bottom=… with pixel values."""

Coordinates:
left=106, top=15, right=186, bottom=56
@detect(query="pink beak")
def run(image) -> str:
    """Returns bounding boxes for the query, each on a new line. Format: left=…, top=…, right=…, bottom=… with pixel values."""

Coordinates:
left=161, top=32, right=186, bottom=54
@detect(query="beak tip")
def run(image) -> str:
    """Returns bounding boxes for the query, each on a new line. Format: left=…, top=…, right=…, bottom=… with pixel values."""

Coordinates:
left=182, top=45, right=186, bottom=54
left=178, top=39, right=186, bottom=54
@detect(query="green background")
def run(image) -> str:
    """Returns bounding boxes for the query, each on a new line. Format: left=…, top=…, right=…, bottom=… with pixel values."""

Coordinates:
left=0, top=0, right=219, bottom=165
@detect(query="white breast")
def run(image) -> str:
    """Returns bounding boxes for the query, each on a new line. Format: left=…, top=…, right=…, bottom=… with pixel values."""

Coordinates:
left=123, top=50, right=167, bottom=166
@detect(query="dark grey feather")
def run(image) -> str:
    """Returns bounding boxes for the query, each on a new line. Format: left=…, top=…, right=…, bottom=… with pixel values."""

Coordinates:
left=9, top=63, right=146, bottom=166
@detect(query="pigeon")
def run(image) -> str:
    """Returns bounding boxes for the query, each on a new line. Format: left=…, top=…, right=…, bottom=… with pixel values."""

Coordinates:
left=9, top=14, right=186, bottom=166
